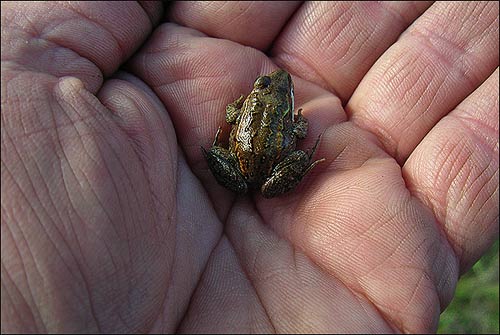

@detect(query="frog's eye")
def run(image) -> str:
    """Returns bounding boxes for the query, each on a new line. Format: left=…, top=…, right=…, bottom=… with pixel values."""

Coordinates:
left=254, top=76, right=271, bottom=89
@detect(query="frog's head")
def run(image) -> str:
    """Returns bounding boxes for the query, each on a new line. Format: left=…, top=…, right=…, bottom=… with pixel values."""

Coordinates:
left=253, top=69, right=294, bottom=116
left=253, top=69, right=292, bottom=92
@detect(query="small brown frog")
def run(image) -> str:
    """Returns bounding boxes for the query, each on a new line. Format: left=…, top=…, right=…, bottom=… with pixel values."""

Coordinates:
left=202, top=69, right=325, bottom=198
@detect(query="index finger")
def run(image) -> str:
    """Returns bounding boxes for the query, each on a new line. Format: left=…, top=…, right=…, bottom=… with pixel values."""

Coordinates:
left=167, top=1, right=302, bottom=50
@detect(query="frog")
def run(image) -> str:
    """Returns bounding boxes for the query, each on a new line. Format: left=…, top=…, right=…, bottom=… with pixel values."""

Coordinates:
left=201, top=69, right=325, bottom=198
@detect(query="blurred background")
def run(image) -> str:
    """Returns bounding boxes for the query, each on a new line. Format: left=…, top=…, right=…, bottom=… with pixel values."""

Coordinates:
left=438, top=239, right=499, bottom=333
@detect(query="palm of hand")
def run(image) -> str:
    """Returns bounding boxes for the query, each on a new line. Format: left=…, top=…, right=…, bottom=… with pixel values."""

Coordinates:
left=1, top=2, right=498, bottom=333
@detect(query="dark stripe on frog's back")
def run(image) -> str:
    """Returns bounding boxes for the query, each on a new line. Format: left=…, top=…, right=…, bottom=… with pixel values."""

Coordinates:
left=231, top=101, right=286, bottom=185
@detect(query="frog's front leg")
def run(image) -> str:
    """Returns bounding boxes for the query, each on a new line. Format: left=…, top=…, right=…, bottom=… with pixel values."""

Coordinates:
left=226, top=95, right=245, bottom=124
left=260, top=135, right=325, bottom=198
left=293, top=108, right=308, bottom=139
left=201, top=131, right=248, bottom=194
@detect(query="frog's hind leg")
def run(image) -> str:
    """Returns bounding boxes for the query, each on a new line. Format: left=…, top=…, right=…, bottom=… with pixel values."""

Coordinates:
left=201, top=145, right=248, bottom=194
left=261, top=134, right=325, bottom=198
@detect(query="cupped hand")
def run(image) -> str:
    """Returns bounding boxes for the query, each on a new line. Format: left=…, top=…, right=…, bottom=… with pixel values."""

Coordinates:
left=1, top=1, right=498, bottom=333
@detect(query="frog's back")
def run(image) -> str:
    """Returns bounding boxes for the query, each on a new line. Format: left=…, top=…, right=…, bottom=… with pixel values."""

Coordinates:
left=230, top=102, right=295, bottom=186
left=228, top=69, right=297, bottom=186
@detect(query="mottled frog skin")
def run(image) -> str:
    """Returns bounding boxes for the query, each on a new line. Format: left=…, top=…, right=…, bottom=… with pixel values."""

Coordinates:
left=202, top=69, right=324, bottom=198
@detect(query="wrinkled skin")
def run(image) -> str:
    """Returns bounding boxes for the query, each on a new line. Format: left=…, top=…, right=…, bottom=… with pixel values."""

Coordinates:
left=1, top=1, right=498, bottom=333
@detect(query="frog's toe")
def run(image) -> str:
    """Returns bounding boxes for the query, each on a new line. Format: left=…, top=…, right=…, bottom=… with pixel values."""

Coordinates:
left=202, top=146, right=248, bottom=194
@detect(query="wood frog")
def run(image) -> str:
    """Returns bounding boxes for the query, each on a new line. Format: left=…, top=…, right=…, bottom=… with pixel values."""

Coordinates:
left=202, top=69, right=324, bottom=198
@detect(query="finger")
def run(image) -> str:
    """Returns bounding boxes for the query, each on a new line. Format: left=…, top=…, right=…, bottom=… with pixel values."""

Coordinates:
left=347, top=1, right=499, bottom=163
left=1, top=1, right=162, bottom=93
left=403, top=68, right=499, bottom=272
left=167, top=1, right=302, bottom=50
left=271, top=1, right=432, bottom=102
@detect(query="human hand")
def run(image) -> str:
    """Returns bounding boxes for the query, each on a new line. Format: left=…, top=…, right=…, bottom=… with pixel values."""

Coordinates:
left=1, top=1, right=498, bottom=333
